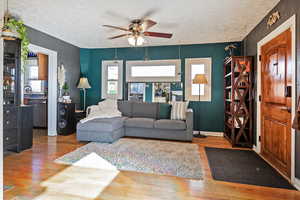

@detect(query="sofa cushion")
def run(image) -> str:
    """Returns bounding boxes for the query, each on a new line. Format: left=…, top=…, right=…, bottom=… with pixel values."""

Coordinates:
left=77, top=117, right=125, bottom=132
left=131, top=102, right=158, bottom=119
left=170, top=101, right=189, bottom=120
left=125, top=118, right=154, bottom=128
left=154, top=119, right=186, bottom=130
left=158, top=103, right=172, bottom=119
left=117, top=100, right=132, bottom=117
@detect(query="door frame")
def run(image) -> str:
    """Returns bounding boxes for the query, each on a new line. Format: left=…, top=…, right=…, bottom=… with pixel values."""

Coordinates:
left=28, top=44, right=58, bottom=136
left=256, top=15, right=298, bottom=187
left=0, top=0, right=4, bottom=197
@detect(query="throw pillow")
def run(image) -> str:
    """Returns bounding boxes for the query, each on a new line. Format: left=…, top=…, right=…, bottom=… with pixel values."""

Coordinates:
left=98, top=98, right=118, bottom=111
left=159, top=103, right=172, bottom=119
left=169, top=101, right=189, bottom=120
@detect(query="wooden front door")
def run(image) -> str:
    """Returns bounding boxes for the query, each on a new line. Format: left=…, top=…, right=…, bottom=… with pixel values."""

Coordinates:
left=261, top=29, right=292, bottom=178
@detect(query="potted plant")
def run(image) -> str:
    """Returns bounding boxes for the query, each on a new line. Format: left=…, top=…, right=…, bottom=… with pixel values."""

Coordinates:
left=62, top=82, right=70, bottom=96
left=4, top=18, right=30, bottom=67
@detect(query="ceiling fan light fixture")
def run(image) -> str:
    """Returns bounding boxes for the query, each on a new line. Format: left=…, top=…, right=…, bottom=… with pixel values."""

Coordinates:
left=128, top=35, right=144, bottom=46
left=128, top=36, right=136, bottom=46
left=136, top=36, right=144, bottom=46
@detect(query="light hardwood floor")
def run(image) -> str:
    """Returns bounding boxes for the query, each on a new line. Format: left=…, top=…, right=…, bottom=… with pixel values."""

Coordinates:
left=4, top=130, right=300, bottom=200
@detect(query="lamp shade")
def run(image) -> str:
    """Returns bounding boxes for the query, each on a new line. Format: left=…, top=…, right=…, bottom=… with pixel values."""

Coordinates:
left=77, top=77, right=91, bottom=89
left=193, top=74, right=208, bottom=84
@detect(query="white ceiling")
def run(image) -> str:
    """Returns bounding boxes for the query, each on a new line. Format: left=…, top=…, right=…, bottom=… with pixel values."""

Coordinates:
left=9, top=0, right=279, bottom=48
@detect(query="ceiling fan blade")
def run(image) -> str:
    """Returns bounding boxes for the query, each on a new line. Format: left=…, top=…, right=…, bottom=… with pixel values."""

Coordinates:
left=141, top=8, right=159, bottom=20
left=103, top=25, right=129, bottom=31
left=144, top=31, right=173, bottom=38
left=142, top=19, right=157, bottom=31
left=105, top=11, right=132, bottom=22
left=108, top=34, right=129, bottom=39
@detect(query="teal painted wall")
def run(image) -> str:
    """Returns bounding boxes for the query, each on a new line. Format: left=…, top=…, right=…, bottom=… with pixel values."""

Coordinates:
left=145, top=83, right=153, bottom=102
left=80, top=42, right=241, bottom=132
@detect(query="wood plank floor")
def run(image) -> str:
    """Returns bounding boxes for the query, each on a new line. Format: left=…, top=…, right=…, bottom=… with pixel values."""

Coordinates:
left=4, top=129, right=300, bottom=200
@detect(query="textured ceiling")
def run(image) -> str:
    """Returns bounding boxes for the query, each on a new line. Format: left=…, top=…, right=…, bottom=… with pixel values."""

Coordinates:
left=9, top=0, right=279, bottom=48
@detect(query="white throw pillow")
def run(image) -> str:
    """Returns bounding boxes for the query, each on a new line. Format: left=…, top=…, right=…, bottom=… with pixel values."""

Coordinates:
left=169, top=101, right=189, bottom=120
left=98, top=98, right=118, bottom=111
left=87, top=105, right=100, bottom=115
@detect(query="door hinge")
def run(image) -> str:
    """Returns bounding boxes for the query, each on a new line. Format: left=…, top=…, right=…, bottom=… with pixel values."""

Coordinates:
left=259, top=55, right=262, bottom=61
left=259, top=136, right=261, bottom=142
left=259, top=95, right=262, bottom=102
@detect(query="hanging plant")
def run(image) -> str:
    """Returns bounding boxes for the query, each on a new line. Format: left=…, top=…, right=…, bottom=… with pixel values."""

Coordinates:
left=5, top=18, right=30, bottom=66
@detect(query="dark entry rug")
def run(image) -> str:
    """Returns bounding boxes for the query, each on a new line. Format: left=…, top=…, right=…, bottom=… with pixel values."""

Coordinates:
left=205, top=147, right=296, bottom=190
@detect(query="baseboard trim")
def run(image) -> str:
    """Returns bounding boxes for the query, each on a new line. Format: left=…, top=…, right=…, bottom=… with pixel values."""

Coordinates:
left=252, top=145, right=258, bottom=153
left=196, top=131, right=224, bottom=137
left=48, top=129, right=57, bottom=136
left=294, top=178, right=300, bottom=190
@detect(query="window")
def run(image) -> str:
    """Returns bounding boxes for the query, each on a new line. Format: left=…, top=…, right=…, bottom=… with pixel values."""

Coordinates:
left=191, top=64, right=205, bottom=96
left=29, top=66, right=39, bottom=79
left=185, top=58, right=212, bottom=101
left=101, top=61, right=123, bottom=99
left=126, top=60, right=181, bottom=82
left=107, top=65, right=118, bottom=95
left=128, top=83, right=146, bottom=101
left=29, top=80, right=43, bottom=93
left=26, top=60, right=44, bottom=93
left=131, top=65, right=176, bottom=77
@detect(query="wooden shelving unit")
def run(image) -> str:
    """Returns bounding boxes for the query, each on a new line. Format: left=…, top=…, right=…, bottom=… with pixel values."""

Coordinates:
left=224, top=56, right=253, bottom=147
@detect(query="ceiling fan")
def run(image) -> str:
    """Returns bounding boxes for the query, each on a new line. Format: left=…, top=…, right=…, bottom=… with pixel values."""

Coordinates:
left=103, top=16, right=173, bottom=46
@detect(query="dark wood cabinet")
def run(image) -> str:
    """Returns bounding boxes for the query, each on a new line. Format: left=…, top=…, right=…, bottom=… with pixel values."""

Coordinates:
left=75, top=110, right=86, bottom=124
left=224, top=56, right=253, bottom=147
left=3, top=39, right=22, bottom=152
left=3, top=39, right=33, bottom=153
left=20, top=105, right=33, bottom=151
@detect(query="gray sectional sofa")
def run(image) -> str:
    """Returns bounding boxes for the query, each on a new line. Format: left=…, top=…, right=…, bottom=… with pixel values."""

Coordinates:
left=76, top=101, right=193, bottom=143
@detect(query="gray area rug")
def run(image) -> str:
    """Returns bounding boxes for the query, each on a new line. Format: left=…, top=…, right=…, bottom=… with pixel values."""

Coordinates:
left=55, top=138, right=202, bottom=179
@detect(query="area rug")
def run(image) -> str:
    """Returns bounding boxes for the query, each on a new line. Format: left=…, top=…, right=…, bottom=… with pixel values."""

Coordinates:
left=55, top=138, right=202, bottom=179
left=205, top=147, right=296, bottom=190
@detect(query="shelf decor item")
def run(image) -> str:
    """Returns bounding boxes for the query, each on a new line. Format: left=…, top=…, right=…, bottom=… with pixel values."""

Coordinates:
left=57, top=64, right=66, bottom=101
left=224, top=56, right=253, bottom=147
left=192, top=74, right=208, bottom=138
left=77, top=77, right=91, bottom=111
left=225, top=44, right=237, bottom=57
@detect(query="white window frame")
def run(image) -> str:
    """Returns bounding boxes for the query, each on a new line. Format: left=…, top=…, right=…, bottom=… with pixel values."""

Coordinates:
left=101, top=60, right=123, bottom=99
left=126, top=59, right=181, bottom=82
left=185, top=58, right=212, bottom=101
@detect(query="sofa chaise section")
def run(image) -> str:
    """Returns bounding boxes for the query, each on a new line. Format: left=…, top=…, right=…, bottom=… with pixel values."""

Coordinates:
left=77, top=117, right=126, bottom=143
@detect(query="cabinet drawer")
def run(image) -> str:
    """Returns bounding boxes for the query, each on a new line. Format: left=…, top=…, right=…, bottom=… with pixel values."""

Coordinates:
left=4, top=106, right=17, bottom=116
left=4, top=129, right=18, bottom=146
left=3, top=107, right=18, bottom=129
left=3, top=115, right=17, bottom=129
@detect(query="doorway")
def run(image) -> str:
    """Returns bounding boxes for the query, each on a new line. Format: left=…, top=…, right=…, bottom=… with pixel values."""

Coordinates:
left=260, top=29, right=292, bottom=178
left=24, top=52, right=48, bottom=130
left=257, top=15, right=297, bottom=184
left=27, top=44, right=57, bottom=136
